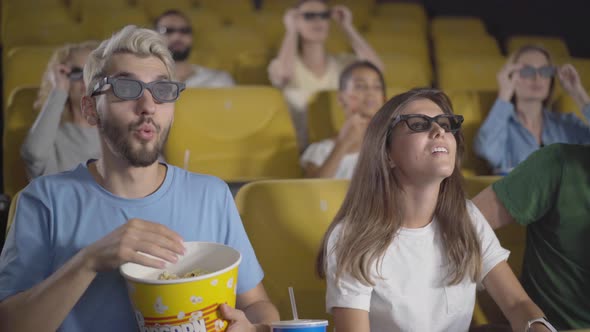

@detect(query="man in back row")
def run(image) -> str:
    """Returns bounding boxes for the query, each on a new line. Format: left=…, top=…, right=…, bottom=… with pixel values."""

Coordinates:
left=474, top=143, right=590, bottom=330
left=155, top=9, right=235, bottom=87
left=0, top=25, right=278, bottom=331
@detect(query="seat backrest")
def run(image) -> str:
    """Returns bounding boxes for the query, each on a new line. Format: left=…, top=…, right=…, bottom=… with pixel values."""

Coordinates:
left=367, top=17, right=426, bottom=39
left=434, top=34, right=501, bottom=59
left=437, top=55, right=505, bottom=92
left=198, top=0, right=255, bottom=24
left=431, top=16, right=488, bottom=39
left=374, top=2, right=427, bottom=27
left=3, top=87, right=39, bottom=199
left=3, top=16, right=87, bottom=50
left=141, top=0, right=193, bottom=20
left=81, top=7, right=149, bottom=40
left=365, top=31, right=429, bottom=60
left=197, top=26, right=270, bottom=58
left=165, top=87, right=302, bottom=182
left=381, top=53, right=432, bottom=89
left=231, top=12, right=284, bottom=50
left=507, top=36, right=570, bottom=58
left=464, top=175, right=527, bottom=278
left=3, top=46, right=55, bottom=109
left=234, top=179, right=350, bottom=322
left=233, top=51, right=271, bottom=85
left=447, top=90, right=497, bottom=175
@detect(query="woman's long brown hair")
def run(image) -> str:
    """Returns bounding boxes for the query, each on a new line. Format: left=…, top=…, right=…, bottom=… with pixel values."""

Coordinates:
left=317, top=88, right=482, bottom=286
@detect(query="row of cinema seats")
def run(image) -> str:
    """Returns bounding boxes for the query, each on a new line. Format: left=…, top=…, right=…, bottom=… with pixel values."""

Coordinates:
left=3, top=172, right=524, bottom=326
left=6, top=71, right=590, bottom=200
left=4, top=0, right=589, bottom=108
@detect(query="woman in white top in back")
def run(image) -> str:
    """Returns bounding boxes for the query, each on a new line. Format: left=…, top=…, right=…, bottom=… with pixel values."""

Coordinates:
left=300, top=61, right=386, bottom=178
left=316, top=88, right=556, bottom=332
left=268, top=0, right=383, bottom=148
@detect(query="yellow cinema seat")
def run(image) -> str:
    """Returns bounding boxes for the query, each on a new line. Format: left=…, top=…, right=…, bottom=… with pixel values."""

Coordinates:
left=235, top=178, right=349, bottom=323
left=381, top=54, right=432, bottom=90
left=3, top=46, right=55, bottom=109
left=82, top=8, right=149, bottom=40
left=165, top=87, right=302, bottom=182
left=434, top=34, right=501, bottom=59
left=431, top=16, right=488, bottom=40
left=464, top=175, right=527, bottom=326
left=141, top=0, right=194, bottom=20
left=448, top=90, right=497, bottom=176
left=437, top=55, right=505, bottom=92
left=3, top=87, right=38, bottom=199
left=373, top=2, right=427, bottom=28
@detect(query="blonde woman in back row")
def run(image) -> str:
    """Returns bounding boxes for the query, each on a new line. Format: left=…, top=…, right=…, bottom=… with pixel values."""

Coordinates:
left=21, top=41, right=101, bottom=178
left=317, top=88, right=557, bottom=332
left=268, top=0, right=383, bottom=148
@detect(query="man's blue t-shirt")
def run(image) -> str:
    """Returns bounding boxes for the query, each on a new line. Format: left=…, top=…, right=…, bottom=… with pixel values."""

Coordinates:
left=0, top=163, right=264, bottom=331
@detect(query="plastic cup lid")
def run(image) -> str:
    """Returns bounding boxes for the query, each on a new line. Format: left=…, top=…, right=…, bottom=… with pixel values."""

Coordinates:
left=271, top=319, right=328, bottom=328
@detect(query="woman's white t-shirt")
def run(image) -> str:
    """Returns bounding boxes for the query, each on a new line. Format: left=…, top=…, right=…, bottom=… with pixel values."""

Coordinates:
left=325, top=200, right=510, bottom=332
left=300, top=139, right=358, bottom=179
left=282, top=54, right=355, bottom=148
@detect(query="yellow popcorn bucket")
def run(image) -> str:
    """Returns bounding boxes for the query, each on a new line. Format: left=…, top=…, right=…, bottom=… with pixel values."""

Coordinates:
left=120, top=242, right=241, bottom=332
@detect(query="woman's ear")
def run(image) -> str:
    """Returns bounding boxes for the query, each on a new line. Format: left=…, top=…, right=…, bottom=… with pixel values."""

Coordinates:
left=81, top=96, right=98, bottom=126
left=387, top=156, right=396, bottom=169
left=337, top=91, right=346, bottom=109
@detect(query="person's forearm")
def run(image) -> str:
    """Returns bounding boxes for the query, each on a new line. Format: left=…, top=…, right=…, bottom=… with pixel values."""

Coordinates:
left=342, top=25, right=383, bottom=70
left=306, top=143, right=349, bottom=178
left=0, top=249, right=97, bottom=331
left=244, top=300, right=279, bottom=332
left=270, top=30, right=299, bottom=87
left=571, top=86, right=590, bottom=110
left=21, top=89, right=67, bottom=170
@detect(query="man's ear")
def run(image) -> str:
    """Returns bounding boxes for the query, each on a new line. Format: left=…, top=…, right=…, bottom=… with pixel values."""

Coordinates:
left=81, top=96, right=98, bottom=126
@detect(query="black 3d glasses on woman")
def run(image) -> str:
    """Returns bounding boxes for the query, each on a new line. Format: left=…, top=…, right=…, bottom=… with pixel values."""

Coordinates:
left=518, top=65, right=556, bottom=79
left=302, top=11, right=331, bottom=20
left=91, top=77, right=186, bottom=103
left=157, top=26, right=192, bottom=35
left=68, top=67, right=84, bottom=81
left=390, top=114, right=464, bottom=134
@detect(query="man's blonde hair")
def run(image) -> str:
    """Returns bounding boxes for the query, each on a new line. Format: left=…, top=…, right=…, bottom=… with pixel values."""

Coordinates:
left=84, top=25, right=175, bottom=96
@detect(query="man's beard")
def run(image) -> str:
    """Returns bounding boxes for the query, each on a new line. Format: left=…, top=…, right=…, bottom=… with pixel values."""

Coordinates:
left=171, top=47, right=191, bottom=62
left=98, top=115, right=170, bottom=167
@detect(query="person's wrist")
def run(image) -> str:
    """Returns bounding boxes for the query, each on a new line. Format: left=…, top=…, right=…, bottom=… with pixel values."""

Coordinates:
left=526, top=317, right=557, bottom=332
left=572, top=86, right=590, bottom=105
left=498, top=90, right=512, bottom=102
left=335, top=138, right=354, bottom=154
left=285, top=27, right=298, bottom=36
left=341, top=22, right=355, bottom=33
left=254, top=323, right=271, bottom=332
left=76, top=247, right=98, bottom=275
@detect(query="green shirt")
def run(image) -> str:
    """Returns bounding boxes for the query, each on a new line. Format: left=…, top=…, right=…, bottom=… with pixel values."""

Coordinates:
left=493, top=143, right=590, bottom=329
